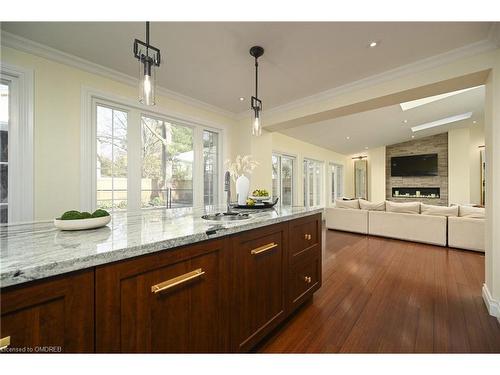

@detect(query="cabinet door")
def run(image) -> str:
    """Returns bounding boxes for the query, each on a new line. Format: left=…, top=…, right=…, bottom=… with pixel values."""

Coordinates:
left=231, top=224, right=287, bottom=352
left=0, top=270, right=94, bottom=353
left=96, top=239, right=230, bottom=353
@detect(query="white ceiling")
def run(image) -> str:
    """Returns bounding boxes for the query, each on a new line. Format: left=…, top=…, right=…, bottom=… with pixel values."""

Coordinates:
left=0, top=22, right=493, bottom=113
left=280, top=86, right=485, bottom=155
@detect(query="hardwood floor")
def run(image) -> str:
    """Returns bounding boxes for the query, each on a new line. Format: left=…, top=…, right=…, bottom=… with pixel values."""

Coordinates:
left=257, top=228, right=500, bottom=353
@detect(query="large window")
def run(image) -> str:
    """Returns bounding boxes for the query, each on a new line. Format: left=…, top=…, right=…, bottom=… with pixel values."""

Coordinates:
left=303, top=158, right=324, bottom=208
left=330, top=163, right=344, bottom=203
left=141, top=116, right=193, bottom=209
left=92, top=98, right=221, bottom=212
left=272, top=153, right=295, bottom=207
left=0, top=82, right=8, bottom=223
left=96, top=105, right=128, bottom=210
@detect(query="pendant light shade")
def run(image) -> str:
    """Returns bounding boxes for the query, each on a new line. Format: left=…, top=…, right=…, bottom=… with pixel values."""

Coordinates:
left=250, top=46, right=264, bottom=136
left=134, top=22, right=161, bottom=106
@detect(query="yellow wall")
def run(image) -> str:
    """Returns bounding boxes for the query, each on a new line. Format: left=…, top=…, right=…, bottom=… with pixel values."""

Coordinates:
left=2, top=45, right=355, bottom=219
left=2, top=46, right=238, bottom=220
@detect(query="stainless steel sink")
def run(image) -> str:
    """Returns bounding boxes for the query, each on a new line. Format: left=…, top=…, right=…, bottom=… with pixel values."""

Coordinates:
left=201, top=212, right=251, bottom=221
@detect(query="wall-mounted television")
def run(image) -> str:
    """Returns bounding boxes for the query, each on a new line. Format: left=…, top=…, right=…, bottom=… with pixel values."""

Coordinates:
left=390, top=154, right=438, bottom=177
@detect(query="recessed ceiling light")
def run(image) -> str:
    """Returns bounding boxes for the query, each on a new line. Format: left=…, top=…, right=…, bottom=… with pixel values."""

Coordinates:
left=473, top=120, right=477, bottom=124
left=403, top=119, right=408, bottom=124
left=411, top=112, right=473, bottom=133
left=346, top=136, right=350, bottom=140
left=365, top=147, right=369, bottom=150
left=239, top=97, right=245, bottom=101
left=411, top=135, right=415, bottom=139
left=369, top=41, right=378, bottom=48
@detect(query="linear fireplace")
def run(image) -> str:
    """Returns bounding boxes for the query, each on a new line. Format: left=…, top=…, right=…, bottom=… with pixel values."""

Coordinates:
left=392, top=187, right=440, bottom=199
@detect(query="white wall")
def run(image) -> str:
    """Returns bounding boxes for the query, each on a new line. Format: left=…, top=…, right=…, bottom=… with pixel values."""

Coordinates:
left=367, top=146, right=386, bottom=202
left=484, top=53, right=500, bottom=319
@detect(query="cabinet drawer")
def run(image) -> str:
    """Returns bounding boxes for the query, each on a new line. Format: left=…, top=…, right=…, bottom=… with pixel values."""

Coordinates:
left=288, top=254, right=321, bottom=310
left=289, top=214, right=321, bottom=260
left=96, top=239, right=230, bottom=353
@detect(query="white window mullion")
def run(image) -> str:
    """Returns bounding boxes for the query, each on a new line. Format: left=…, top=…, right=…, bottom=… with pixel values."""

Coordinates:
left=193, top=126, right=203, bottom=208
left=127, top=110, right=142, bottom=212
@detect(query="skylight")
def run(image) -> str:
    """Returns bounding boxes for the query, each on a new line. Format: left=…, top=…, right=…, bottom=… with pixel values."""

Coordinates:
left=411, top=112, right=472, bottom=133
left=400, top=86, right=480, bottom=111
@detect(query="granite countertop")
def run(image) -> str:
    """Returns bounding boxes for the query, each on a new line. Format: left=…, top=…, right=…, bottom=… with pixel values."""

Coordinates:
left=0, top=205, right=323, bottom=288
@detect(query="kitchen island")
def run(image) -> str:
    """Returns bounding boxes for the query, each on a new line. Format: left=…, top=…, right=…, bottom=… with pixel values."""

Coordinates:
left=0, top=206, right=322, bottom=353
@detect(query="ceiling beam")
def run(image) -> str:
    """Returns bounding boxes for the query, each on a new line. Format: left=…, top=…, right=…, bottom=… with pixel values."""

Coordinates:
left=265, top=70, right=491, bottom=132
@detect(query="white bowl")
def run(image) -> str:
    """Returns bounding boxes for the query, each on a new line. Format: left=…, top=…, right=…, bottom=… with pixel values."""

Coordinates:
left=54, top=216, right=111, bottom=231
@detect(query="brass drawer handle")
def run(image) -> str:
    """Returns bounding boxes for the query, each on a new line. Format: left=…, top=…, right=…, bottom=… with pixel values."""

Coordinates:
left=304, top=276, right=312, bottom=284
left=304, top=234, right=312, bottom=240
left=0, top=336, right=11, bottom=351
left=251, top=242, right=278, bottom=255
left=151, top=268, right=205, bottom=294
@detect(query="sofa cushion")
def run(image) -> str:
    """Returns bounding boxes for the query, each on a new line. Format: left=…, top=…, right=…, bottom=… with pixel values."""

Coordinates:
left=459, top=205, right=485, bottom=219
left=335, top=198, right=360, bottom=209
left=385, top=200, right=420, bottom=214
left=421, top=203, right=458, bottom=217
left=359, top=199, right=385, bottom=211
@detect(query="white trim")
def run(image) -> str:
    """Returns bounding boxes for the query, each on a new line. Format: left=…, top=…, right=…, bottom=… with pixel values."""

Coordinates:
left=1, top=31, right=236, bottom=120
left=0, top=62, right=34, bottom=223
left=237, top=36, right=498, bottom=121
left=81, top=87, right=225, bottom=212
left=482, top=283, right=500, bottom=322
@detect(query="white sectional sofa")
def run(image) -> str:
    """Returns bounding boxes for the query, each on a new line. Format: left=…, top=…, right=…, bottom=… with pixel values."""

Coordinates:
left=325, top=199, right=485, bottom=252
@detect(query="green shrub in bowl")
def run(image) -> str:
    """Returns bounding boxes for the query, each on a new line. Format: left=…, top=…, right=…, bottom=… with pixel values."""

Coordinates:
left=54, top=209, right=111, bottom=231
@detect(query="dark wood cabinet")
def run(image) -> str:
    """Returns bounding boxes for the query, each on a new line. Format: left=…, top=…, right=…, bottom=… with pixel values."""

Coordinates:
left=0, top=270, right=94, bottom=353
left=95, top=238, right=230, bottom=353
left=287, top=214, right=322, bottom=310
left=231, top=223, right=288, bottom=352
left=1, top=213, right=322, bottom=353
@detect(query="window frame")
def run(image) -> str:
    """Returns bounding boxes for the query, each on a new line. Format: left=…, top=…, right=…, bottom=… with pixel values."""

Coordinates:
left=81, top=88, right=224, bottom=213
left=303, top=157, right=324, bottom=208
left=329, top=162, right=344, bottom=205
left=0, top=63, right=34, bottom=224
left=272, top=151, right=296, bottom=207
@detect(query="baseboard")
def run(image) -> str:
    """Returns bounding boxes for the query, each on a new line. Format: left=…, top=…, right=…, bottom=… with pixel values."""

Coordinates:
left=482, top=283, right=500, bottom=322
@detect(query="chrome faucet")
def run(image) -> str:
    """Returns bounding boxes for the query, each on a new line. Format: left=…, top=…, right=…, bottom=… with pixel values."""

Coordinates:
left=224, top=171, right=232, bottom=214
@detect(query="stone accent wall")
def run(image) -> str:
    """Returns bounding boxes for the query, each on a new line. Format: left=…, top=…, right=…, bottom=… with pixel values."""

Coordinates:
left=385, top=132, right=448, bottom=206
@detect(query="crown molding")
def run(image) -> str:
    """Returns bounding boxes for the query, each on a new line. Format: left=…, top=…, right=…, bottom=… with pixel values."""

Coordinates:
left=237, top=35, right=498, bottom=121
left=0, top=31, right=237, bottom=120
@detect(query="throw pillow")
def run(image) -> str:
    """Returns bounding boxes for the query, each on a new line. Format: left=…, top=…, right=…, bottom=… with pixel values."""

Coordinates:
left=359, top=199, right=385, bottom=211
left=335, top=198, right=360, bottom=209
left=421, top=203, right=458, bottom=217
left=459, top=205, right=485, bottom=219
left=385, top=200, right=420, bottom=214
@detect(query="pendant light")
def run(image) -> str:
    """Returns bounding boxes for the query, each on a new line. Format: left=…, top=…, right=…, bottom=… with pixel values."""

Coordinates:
left=133, top=22, right=161, bottom=106
left=250, top=46, right=264, bottom=136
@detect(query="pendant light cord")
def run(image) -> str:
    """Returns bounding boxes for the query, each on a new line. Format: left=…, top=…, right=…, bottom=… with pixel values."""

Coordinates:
left=255, top=57, right=259, bottom=99
left=145, top=22, right=150, bottom=57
